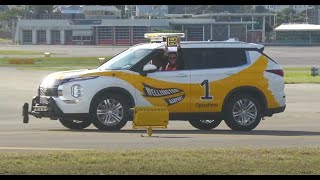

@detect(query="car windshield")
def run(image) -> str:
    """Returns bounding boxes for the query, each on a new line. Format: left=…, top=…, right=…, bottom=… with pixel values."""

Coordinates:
left=98, top=48, right=153, bottom=70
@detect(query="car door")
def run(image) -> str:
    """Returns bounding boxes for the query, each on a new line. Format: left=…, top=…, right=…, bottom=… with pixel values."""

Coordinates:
left=132, top=53, right=191, bottom=113
left=183, top=48, right=247, bottom=113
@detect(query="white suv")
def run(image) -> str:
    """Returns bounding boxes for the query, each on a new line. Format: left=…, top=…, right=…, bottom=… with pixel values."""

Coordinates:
left=23, top=37, right=286, bottom=131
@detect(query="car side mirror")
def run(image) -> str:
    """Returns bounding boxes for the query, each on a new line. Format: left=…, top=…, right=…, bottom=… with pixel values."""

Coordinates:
left=140, top=64, right=157, bottom=76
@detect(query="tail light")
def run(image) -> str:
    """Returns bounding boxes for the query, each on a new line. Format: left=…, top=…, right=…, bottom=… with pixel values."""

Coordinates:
left=266, top=69, right=284, bottom=77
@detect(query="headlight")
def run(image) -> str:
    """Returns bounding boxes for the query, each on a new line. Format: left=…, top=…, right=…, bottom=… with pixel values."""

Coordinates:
left=41, top=77, right=57, bottom=87
left=71, top=84, right=83, bottom=98
left=68, top=76, right=99, bottom=83
left=42, top=76, right=98, bottom=88
left=60, top=76, right=99, bottom=86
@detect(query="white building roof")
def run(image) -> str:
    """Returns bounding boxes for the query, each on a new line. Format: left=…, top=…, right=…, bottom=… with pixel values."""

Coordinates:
left=83, top=5, right=120, bottom=12
left=274, top=23, right=320, bottom=31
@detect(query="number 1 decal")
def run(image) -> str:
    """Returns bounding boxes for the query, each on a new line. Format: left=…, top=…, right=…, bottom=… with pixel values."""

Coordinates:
left=200, top=80, right=213, bottom=100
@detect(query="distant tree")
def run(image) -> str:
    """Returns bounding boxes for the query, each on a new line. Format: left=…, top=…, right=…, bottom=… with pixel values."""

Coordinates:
left=276, top=7, right=297, bottom=26
left=0, top=8, right=24, bottom=21
left=114, top=5, right=125, bottom=18
left=29, top=5, right=54, bottom=13
left=239, top=5, right=254, bottom=13
left=168, top=5, right=185, bottom=14
left=310, top=5, right=320, bottom=9
left=265, top=22, right=273, bottom=32
left=282, top=7, right=296, bottom=15
left=207, top=5, right=241, bottom=13
left=0, top=8, right=24, bottom=30
left=254, top=5, right=269, bottom=13
left=185, top=5, right=253, bottom=14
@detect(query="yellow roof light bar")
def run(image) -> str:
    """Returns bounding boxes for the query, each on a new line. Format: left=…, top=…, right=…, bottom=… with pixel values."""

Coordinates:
left=144, top=33, right=185, bottom=43
left=144, top=33, right=185, bottom=39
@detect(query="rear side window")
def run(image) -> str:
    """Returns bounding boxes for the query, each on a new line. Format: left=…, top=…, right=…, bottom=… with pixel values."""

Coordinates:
left=182, top=48, right=247, bottom=70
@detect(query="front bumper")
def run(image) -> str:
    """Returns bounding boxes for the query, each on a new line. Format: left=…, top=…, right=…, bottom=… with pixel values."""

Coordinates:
left=23, top=96, right=64, bottom=123
left=22, top=95, right=90, bottom=124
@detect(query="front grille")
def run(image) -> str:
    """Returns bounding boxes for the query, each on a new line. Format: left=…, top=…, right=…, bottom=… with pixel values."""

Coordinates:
left=39, top=87, right=45, bottom=96
left=39, top=87, right=58, bottom=97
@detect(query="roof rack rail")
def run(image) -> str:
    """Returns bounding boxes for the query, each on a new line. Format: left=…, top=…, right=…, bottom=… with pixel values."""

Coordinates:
left=207, top=38, right=240, bottom=42
left=225, top=38, right=239, bottom=42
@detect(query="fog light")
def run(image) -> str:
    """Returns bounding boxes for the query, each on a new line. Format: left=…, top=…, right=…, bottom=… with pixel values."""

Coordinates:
left=58, top=90, right=63, bottom=96
left=71, top=84, right=83, bottom=98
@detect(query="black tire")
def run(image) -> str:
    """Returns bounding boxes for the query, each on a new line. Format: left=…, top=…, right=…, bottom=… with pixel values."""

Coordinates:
left=90, top=93, right=131, bottom=131
left=224, top=94, right=262, bottom=131
left=189, top=119, right=222, bottom=130
left=59, top=119, right=92, bottom=130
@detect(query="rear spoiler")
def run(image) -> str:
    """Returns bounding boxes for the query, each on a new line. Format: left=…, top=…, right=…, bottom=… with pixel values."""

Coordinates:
left=258, top=46, right=264, bottom=53
left=249, top=43, right=264, bottom=53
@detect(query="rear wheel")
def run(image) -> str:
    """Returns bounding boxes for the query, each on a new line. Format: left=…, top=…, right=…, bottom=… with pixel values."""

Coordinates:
left=59, top=119, right=92, bottom=130
left=224, top=94, right=262, bottom=131
left=90, top=93, right=131, bottom=131
left=189, top=119, right=222, bottom=130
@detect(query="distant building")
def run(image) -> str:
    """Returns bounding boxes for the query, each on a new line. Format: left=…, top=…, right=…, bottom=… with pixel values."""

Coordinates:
left=53, top=5, right=84, bottom=14
left=25, top=5, right=122, bottom=20
left=14, top=12, right=275, bottom=45
left=274, top=23, right=320, bottom=45
left=0, top=5, right=8, bottom=12
left=185, top=13, right=276, bottom=43
left=307, top=9, right=320, bottom=24
left=7, top=5, right=26, bottom=10
left=83, top=5, right=121, bottom=19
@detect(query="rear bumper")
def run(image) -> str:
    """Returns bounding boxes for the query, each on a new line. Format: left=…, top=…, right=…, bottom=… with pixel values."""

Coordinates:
left=264, top=105, right=286, bottom=117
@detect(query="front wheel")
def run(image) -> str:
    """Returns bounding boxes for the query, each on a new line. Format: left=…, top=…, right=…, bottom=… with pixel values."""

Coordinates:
left=189, top=119, right=222, bottom=130
left=224, top=94, right=262, bottom=131
left=59, top=119, right=92, bottom=130
left=90, top=93, right=131, bottom=131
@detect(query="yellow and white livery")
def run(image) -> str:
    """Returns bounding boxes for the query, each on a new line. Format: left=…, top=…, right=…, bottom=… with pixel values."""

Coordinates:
left=23, top=34, right=286, bottom=131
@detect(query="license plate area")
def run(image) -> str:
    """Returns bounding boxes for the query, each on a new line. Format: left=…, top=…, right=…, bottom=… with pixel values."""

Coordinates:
left=33, top=106, right=49, bottom=112
left=39, top=96, right=49, bottom=104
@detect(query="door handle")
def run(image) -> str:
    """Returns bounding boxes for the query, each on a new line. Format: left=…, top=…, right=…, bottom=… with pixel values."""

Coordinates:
left=175, top=74, right=187, bottom=77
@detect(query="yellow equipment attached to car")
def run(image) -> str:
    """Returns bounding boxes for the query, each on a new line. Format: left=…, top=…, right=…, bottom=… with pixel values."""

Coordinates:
left=144, top=33, right=185, bottom=43
left=132, top=106, right=169, bottom=136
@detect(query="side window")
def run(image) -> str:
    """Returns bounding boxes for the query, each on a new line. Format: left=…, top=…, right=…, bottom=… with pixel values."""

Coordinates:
left=182, top=48, right=207, bottom=70
left=183, top=48, right=247, bottom=70
left=146, top=49, right=167, bottom=71
left=207, top=49, right=247, bottom=68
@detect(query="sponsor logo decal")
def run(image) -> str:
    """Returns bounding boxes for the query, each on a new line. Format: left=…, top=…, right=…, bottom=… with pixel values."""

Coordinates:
left=142, top=83, right=185, bottom=106
left=195, top=103, right=218, bottom=108
left=164, top=94, right=185, bottom=106
left=143, top=83, right=182, bottom=97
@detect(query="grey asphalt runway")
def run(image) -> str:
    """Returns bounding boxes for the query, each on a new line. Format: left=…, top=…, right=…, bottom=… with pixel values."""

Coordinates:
left=1, top=45, right=320, bottom=66
left=0, top=67, right=320, bottom=152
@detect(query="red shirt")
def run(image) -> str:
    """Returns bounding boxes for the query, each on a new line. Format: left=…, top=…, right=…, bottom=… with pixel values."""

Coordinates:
left=165, top=63, right=177, bottom=71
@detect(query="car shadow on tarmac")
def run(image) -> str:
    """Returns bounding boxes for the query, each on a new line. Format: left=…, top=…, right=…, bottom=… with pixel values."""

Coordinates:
left=49, top=129, right=320, bottom=137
